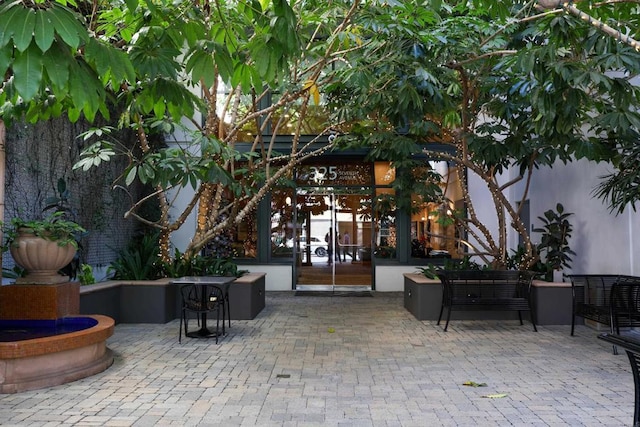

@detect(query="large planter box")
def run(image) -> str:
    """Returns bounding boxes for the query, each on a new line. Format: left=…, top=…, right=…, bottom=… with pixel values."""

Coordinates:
left=121, top=280, right=176, bottom=323
left=403, top=274, right=441, bottom=321
left=80, top=273, right=266, bottom=323
left=531, top=280, right=574, bottom=325
left=80, top=279, right=173, bottom=323
left=403, top=273, right=573, bottom=325
left=229, top=273, right=265, bottom=320
left=402, top=274, right=520, bottom=321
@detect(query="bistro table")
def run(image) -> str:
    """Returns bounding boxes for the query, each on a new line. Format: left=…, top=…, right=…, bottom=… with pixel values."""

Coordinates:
left=172, top=276, right=235, bottom=338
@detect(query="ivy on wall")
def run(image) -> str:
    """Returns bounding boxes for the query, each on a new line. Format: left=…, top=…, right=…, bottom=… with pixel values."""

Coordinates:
left=3, top=117, right=147, bottom=270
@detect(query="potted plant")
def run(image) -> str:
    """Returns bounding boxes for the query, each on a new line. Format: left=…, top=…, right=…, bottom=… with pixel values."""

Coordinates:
left=3, top=212, right=86, bottom=284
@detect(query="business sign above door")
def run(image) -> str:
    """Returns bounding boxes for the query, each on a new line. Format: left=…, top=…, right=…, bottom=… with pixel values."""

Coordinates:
left=296, top=163, right=372, bottom=186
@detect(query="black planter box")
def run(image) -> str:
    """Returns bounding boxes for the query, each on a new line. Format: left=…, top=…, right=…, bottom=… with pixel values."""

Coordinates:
left=403, top=273, right=573, bottom=325
left=403, top=274, right=442, bottom=321
left=80, top=273, right=266, bottom=324
left=228, top=273, right=265, bottom=320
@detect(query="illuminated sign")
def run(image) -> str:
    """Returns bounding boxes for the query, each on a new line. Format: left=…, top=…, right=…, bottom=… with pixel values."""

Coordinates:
left=296, top=163, right=372, bottom=186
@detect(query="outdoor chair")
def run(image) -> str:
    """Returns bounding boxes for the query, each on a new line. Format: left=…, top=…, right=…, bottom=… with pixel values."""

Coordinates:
left=179, top=284, right=224, bottom=344
left=598, top=333, right=640, bottom=427
left=570, top=274, right=640, bottom=354
left=611, top=277, right=640, bottom=332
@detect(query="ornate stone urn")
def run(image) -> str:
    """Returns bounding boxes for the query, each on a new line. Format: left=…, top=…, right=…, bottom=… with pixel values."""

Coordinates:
left=9, top=228, right=77, bottom=284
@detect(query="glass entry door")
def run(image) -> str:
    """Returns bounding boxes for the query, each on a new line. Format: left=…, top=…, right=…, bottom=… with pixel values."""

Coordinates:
left=294, top=187, right=372, bottom=290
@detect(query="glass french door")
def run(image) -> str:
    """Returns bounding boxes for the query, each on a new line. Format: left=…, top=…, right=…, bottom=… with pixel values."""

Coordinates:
left=294, top=187, right=372, bottom=289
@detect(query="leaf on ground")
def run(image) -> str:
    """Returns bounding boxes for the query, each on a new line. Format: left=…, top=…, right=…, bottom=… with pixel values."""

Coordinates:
left=462, top=381, right=487, bottom=387
left=482, top=393, right=508, bottom=398
left=327, top=327, right=335, bottom=333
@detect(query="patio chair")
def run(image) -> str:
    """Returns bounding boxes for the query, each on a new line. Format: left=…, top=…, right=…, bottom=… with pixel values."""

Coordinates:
left=179, top=284, right=224, bottom=344
left=598, top=333, right=640, bottom=427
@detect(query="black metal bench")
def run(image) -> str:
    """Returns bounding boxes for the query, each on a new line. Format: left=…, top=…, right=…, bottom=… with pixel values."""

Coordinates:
left=436, top=270, right=537, bottom=332
left=598, top=333, right=640, bottom=427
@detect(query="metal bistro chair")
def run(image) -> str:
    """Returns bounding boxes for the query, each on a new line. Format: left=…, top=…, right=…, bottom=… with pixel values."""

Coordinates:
left=599, top=333, right=640, bottom=427
left=179, top=284, right=224, bottom=344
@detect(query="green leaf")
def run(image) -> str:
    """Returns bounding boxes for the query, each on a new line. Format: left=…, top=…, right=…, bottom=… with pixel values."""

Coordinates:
left=13, top=6, right=36, bottom=52
left=153, top=99, right=166, bottom=118
left=214, top=45, right=234, bottom=83
left=12, top=43, right=43, bottom=101
left=85, top=38, right=136, bottom=87
left=67, top=106, right=80, bottom=122
left=232, top=62, right=255, bottom=93
left=34, top=9, right=55, bottom=52
left=182, top=21, right=206, bottom=46
left=125, top=166, right=138, bottom=186
left=46, top=4, right=88, bottom=49
left=252, top=40, right=272, bottom=79
left=68, top=60, right=106, bottom=122
left=259, top=0, right=271, bottom=10
left=124, top=0, right=139, bottom=11
left=186, top=49, right=216, bottom=87
left=0, top=1, right=25, bottom=48
left=0, top=46, right=11, bottom=79
left=42, top=42, right=70, bottom=94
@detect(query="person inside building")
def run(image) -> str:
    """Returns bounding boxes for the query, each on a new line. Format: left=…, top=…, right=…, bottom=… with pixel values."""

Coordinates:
left=326, top=228, right=341, bottom=264
left=342, top=230, right=351, bottom=262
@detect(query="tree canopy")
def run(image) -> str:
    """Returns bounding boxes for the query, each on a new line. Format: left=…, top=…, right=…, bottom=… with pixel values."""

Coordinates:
left=326, top=0, right=640, bottom=267
left=1, top=0, right=640, bottom=268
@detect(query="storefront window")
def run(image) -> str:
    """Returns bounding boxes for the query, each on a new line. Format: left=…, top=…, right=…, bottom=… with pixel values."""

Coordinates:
left=410, top=162, right=463, bottom=259
left=231, top=207, right=258, bottom=259
left=270, top=189, right=295, bottom=258
left=200, top=193, right=258, bottom=260
left=373, top=162, right=396, bottom=259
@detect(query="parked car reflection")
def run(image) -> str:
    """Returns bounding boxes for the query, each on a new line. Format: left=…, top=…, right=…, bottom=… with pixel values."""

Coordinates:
left=287, top=236, right=327, bottom=257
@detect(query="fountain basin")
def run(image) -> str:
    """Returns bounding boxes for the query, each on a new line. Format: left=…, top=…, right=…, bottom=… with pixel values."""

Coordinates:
left=0, top=314, right=114, bottom=393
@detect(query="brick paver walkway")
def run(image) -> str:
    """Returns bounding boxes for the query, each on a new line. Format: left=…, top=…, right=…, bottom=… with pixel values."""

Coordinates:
left=0, top=292, right=634, bottom=426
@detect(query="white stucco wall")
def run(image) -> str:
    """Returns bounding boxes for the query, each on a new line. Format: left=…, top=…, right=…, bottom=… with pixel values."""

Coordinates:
left=465, top=169, right=503, bottom=264
left=466, top=157, right=639, bottom=276
left=529, top=159, right=638, bottom=275
left=238, top=265, right=293, bottom=291
left=375, top=265, right=423, bottom=291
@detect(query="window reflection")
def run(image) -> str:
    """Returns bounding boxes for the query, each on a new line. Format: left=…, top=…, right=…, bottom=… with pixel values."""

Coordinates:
left=374, top=188, right=397, bottom=259
left=410, top=163, right=463, bottom=259
left=201, top=193, right=258, bottom=260
left=373, top=162, right=396, bottom=259
left=232, top=209, right=257, bottom=259
left=270, top=189, right=295, bottom=258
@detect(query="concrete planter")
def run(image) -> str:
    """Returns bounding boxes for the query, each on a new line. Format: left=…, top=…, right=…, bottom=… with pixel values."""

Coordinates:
left=403, top=273, right=573, bottom=325
left=80, top=273, right=266, bottom=323
left=228, top=273, right=265, bottom=320
left=9, top=230, right=76, bottom=284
